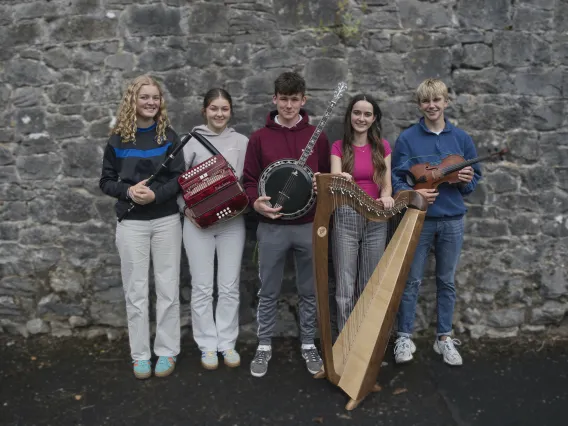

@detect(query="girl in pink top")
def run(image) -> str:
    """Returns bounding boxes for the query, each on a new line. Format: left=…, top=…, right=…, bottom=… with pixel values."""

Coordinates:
left=330, top=94, right=394, bottom=333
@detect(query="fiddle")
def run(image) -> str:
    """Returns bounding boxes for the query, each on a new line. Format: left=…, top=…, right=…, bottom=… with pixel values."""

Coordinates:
left=406, top=148, right=507, bottom=190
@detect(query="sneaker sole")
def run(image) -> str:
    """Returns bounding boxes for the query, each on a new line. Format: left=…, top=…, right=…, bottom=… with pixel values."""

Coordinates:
left=201, top=361, right=219, bottom=370
left=224, top=358, right=240, bottom=368
left=250, top=369, right=267, bottom=378
left=155, top=367, right=175, bottom=377
left=394, top=354, right=413, bottom=364
left=134, top=371, right=152, bottom=379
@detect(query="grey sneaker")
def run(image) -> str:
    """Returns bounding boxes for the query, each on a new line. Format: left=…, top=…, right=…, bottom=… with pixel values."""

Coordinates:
left=301, top=347, right=323, bottom=375
left=394, top=336, right=416, bottom=364
left=250, top=346, right=272, bottom=378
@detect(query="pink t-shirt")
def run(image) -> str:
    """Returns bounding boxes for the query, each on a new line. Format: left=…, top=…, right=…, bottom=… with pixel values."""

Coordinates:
left=331, top=139, right=392, bottom=199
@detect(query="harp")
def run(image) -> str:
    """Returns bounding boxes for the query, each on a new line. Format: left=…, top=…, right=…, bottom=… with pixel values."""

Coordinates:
left=312, top=174, right=428, bottom=410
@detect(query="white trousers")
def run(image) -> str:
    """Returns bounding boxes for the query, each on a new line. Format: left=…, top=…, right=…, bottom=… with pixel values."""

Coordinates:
left=116, top=214, right=182, bottom=360
left=183, top=215, right=245, bottom=352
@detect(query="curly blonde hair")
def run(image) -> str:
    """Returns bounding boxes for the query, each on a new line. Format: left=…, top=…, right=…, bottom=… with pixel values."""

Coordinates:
left=111, top=75, right=170, bottom=144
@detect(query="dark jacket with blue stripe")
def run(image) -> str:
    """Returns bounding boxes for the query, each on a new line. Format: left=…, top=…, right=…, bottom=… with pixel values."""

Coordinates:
left=99, top=123, right=185, bottom=220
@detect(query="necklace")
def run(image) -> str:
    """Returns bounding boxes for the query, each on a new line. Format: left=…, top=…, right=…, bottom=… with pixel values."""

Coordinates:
left=354, top=144, right=369, bottom=152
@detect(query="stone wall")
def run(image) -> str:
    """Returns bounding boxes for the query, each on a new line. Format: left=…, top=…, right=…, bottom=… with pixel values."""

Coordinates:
left=1, top=0, right=567, bottom=340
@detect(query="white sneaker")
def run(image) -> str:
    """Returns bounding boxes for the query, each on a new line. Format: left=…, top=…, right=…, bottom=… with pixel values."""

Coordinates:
left=394, top=336, right=416, bottom=364
left=433, top=338, right=463, bottom=366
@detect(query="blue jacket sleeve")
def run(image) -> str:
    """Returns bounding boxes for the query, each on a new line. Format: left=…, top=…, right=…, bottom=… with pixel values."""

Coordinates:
left=459, top=134, right=482, bottom=196
left=391, top=135, right=414, bottom=194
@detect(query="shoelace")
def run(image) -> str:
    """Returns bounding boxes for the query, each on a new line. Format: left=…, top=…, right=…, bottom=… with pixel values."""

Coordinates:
left=202, top=351, right=216, bottom=359
left=440, top=339, right=462, bottom=360
left=394, top=338, right=411, bottom=353
left=133, top=360, right=150, bottom=368
left=303, top=348, right=320, bottom=362
left=157, top=357, right=174, bottom=367
left=253, top=350, right=269, bottom=364
left=441, top=338, right=461, bottom=349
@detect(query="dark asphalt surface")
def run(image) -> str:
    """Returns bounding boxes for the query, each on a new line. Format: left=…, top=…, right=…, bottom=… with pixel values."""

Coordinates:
left=0, top=334, right=567, bottom=426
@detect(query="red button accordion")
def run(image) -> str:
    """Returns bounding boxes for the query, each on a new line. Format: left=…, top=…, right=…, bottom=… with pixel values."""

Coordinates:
left=178, top=132, right=249, bottom=229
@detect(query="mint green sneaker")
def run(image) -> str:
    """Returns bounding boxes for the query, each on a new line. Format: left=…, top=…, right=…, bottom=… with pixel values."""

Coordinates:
left=154, top=356, right=176, bottom=377
left=222, top=349, right=241, bottom=368
left=133, top=360, right=151, bottom=379
left=201, top=351, right=218, bottom=370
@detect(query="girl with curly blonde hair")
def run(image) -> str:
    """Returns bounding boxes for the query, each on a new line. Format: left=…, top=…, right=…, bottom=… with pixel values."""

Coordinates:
left=111, top=75, right=171, bottom=144
left=100, top=74, right=185, bottom=380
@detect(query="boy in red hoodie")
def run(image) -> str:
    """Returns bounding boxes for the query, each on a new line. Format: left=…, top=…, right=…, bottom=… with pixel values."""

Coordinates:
left=243, top=71, right=331, bottom=378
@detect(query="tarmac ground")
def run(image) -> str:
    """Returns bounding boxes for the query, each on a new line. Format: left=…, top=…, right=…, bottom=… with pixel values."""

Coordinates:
left=0, top=333, right=567, bottom=426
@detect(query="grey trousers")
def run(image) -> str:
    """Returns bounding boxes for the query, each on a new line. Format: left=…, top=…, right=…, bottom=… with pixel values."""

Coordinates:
left=332, top=206, right=387, bottom=332
left=256, top=222, right=316, bottom=345
left=115, top=213, right=182, bottom=360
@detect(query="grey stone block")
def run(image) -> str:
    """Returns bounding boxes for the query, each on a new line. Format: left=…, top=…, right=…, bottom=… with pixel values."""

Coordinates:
left=487, top=308, right=526, bottom=328
left=14, top=108, right=46, bottom=134
left=125, top=4, right=182, bottom=36
left=531, top=301, right=567, bottom=325
left=398, top=0, right=453, bottom=29
left=47, top=83, right=86, bottom=105
left=50, top=16, right=117, bottom=42
left=457, top=0, right=511, bottom=29
left=305, top=58, right=348, bottom=90
left=188, top=3, right=228, bottom=34
left=27, top=318, right=50, bottom=335
left=461, top=44, right=492, bottom=69
left=16, top=153, right=61, bottom=180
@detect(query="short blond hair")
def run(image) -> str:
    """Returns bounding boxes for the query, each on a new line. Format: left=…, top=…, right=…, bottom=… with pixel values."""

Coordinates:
left=415, top=78, right=449, bottom=104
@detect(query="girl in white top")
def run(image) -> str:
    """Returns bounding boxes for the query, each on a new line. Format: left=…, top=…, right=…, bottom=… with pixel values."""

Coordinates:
left=179, top=88, right=249, bottom=370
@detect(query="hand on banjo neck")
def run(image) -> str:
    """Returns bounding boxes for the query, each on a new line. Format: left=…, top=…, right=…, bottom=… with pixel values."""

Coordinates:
left=254, top=196, right=283, bottom=219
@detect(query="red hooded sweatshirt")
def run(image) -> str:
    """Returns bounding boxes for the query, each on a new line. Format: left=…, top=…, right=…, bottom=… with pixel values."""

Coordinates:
left=243, top=109, right=331, bottom=225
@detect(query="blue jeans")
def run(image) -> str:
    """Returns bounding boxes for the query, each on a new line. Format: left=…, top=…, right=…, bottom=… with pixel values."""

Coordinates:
left=396, top=217, right=464, bottom=337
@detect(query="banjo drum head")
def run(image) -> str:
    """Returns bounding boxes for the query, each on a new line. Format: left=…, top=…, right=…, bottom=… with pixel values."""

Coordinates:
left=263, top=164, right=313, bottom=216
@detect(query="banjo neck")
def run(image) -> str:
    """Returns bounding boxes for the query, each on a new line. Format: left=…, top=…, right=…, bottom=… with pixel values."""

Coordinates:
left=297, top=82, right=348, bottom=168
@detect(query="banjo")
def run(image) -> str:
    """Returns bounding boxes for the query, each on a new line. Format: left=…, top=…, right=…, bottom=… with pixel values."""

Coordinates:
left=258, top=81, right=348, bottom=220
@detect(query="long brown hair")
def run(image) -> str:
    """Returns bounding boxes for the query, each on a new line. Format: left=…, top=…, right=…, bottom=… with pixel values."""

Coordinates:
left=341, top=94, right=386, bottom=185
left=111, top=75, right=170, bottom=144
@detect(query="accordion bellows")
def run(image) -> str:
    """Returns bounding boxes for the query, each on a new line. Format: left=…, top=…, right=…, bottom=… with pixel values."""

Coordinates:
left=178, top=133, right=249, bottom=229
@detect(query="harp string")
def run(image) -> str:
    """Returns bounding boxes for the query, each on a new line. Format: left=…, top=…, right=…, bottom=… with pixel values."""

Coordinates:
left=330, top=176, right=404, bottom=365
left=331, top=178, right=344, bottom=361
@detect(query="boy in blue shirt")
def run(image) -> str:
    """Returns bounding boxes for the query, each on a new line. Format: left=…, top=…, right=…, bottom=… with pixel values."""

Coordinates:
left=391, top=78, right=481, bottom=366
